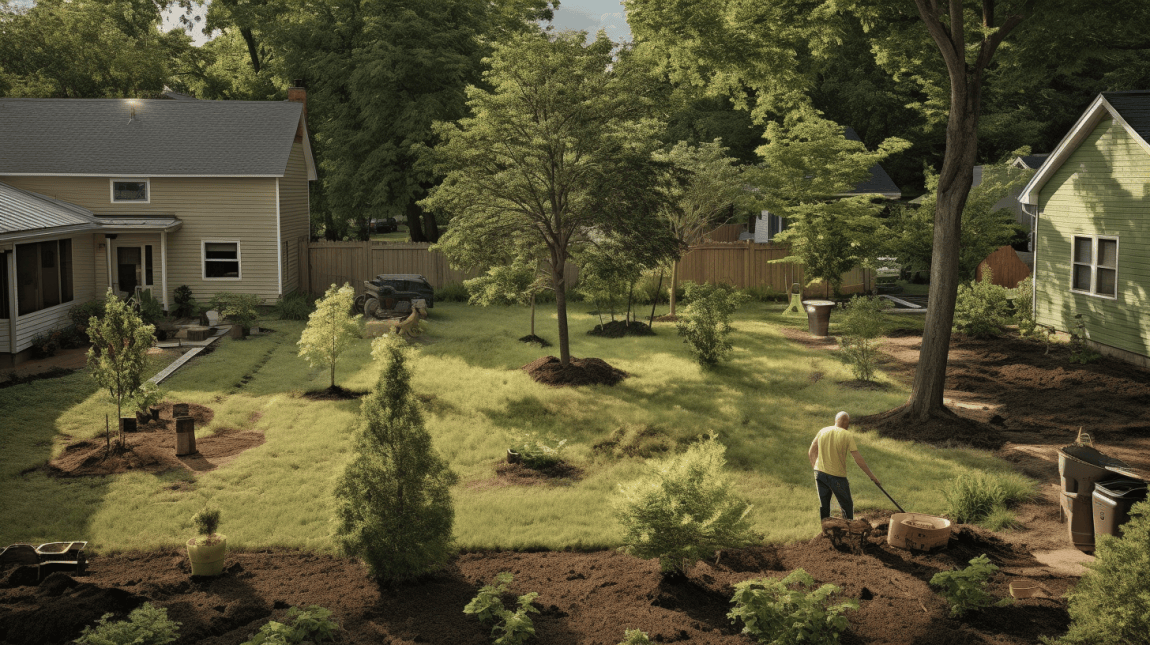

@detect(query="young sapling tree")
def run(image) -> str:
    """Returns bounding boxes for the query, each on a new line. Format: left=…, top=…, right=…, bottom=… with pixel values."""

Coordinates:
left=298, top=283, right=361, bottom=391
left=87, top=289, right=155, bottom=451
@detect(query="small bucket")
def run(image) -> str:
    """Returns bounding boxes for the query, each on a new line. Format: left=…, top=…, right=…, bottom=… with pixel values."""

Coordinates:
left=1009, top=580, right=1040, bottom=599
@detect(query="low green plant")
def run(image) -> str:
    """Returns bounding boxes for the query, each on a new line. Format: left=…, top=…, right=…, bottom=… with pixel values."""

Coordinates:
left=435, top=281, right=471, bottom=302
left=942, top=472, right=1036, bottom=528
left=1048, top=499, right=1150, bottom=644
left=953, top=268, right=1011, bottom=338
left=130, top=382, right=165, bottom=416
left=172, top=285, right=197, bottom=319
left=130, top=289, right=165, bottom=325
left=741, top=285, right=786, bottom=303
left=70, top=299, right=107, bottom=329
left=1013, top=276, right=1037, bottom=337
left=838, top=296, right=892, bottom=381
left=212, top=292, right=262, bottom=330
left=30, top=329, right=62, bottom=358
left=191, top=506, right=221, bottom=545
left=74, top=602, right=180, bottom=645
left=1068, top=314, right=1102, bottom=364
left=58, top=324, right=88, bottom=349
left=273, top=292, right=314, bottom=321
left=240, top=605, right=339, bottom=645
left=614, top=435, right=760, bottom=575
left=727, top=569, right=858, bottom=645
left=510, top=432, right=568, bottom=469
left=930, top=553, right=1012, bottom=617
left=617, top=629, right=652, bottom=644
left=675, top=283, right=748, bottom=366
left=463, top=572, right=540, bottom=645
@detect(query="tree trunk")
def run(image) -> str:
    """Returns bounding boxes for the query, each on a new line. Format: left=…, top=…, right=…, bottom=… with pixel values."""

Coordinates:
left=530, top=291, right=536, bottom=337
left=649, top=269, right=664, bottom=326
left=240, top=28, right=261, bottom=74
left=406, top=201, right=428, bottom=243
left=625, top=282, right=634, bottom=326
left=553, top=264, right=571, bottom=366
left=670, top=260, right=680, bottom=316
left=905, top=77, right=981, bottom=420
left=422, top=211, right=440, bottom=243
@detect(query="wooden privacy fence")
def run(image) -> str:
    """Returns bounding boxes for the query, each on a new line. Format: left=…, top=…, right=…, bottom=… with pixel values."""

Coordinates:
left=298, top=238, right=870, bottom=298
left=298, top=238, right=579, bottom=295
left=976, top=245, right=1030, bottom=288
left=702, top=223, right=746, bottom=243
left=676, top=241, right=872, bottom=297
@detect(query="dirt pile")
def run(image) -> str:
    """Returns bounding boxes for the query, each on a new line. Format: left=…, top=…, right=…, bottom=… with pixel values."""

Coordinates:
left=587, top=320, right=656, bottom=338
left=518, top=334, right=552, bottom=347
left=301, top=386, right=366, bottom=401
left=522, top=356, right=628, bottom=387
left=860, top=406, right=1006, bottom=450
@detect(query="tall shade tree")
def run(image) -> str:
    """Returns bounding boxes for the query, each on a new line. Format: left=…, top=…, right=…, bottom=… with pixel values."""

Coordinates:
left=87, top=289, right=155, bottom=450
left=297, top=283, right=361, bottom=390
left=653, top=139, right=744, bottom=316
left=423, top=31, right=677, bottom=367
left=334, top=337, right=455, bottom=582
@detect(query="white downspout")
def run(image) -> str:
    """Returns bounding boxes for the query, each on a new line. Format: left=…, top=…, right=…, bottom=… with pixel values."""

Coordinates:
left=161, top=231, right=169, bottom=313
left=7, top=250, right=17, bottom=354
left=275, top=178, right=283, bottom=297
left=105, top=237, right=114, bottom=293
left=1031, top=205, right=1039, bottom=322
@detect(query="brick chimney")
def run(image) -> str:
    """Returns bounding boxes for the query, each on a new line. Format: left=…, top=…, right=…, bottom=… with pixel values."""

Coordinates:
left=288, top=80, right=307, bottom=142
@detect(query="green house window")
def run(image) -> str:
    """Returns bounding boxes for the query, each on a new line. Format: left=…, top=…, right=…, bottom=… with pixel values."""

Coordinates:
left=1071, top=235, right=1118, bottom=299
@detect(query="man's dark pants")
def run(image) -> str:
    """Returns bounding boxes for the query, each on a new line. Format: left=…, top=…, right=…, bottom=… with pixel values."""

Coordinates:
left=815, top=470, right=854, bottom=520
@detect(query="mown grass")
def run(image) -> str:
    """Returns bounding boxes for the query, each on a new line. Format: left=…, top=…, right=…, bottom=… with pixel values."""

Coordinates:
left=0, top=301, right=1018, bottom=553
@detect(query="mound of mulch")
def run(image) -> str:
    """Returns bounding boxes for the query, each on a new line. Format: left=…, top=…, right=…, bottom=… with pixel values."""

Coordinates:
left=838, top=379, right=891, bottom=391
left=0, top=525, right=1073, bottom=645
left=518, top=334, right=552, bottom=347
left=859, top=406, right=1005, bottom=450
left=652, top=314, right=679, bottom=323
left=42, top=403, right=264, bottom=477
left=301, top=386, right=366, bottom=401
left=476, top=461, right=583, bottom=488
left=522, top=356, right=628, bottom=387
left=587, top=320, right=656, bottom=338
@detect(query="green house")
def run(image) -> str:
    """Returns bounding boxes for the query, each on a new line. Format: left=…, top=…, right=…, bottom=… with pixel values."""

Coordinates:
left=1021, top=91, right=1150, bottom=368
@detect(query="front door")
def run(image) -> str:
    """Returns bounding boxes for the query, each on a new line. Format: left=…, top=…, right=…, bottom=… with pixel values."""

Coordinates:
left=116, top=246, right=142, bottom=296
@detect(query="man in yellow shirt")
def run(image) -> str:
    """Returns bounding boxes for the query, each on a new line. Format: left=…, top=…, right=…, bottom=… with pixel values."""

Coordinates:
left=808, top=411, right=880, bottom=520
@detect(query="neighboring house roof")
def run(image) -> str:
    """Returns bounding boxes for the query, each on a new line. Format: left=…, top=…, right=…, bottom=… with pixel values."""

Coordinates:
left=0, top=181, right=102, bottom=241
left=842, top=127, right=902, bottom=199
left=1013, top=153, right=1049, bottom=170
left=1021, top=91, right=1150, bottom=205
left=0, top=98, right=317, bottom=179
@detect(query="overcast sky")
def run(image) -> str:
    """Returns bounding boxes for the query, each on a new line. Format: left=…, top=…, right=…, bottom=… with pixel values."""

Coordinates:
left=159, top=0, right=631, bottom=46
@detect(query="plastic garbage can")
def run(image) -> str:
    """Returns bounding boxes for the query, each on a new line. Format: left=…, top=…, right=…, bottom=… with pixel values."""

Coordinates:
left=803, top=300, right=836, bottom=337
left=1092, top=479, right=1148, bottom=539
left=1058, top=444, right=1133, bottom=553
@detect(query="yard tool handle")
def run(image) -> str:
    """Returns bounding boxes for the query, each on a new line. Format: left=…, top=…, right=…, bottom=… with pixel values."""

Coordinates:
left=873, top=481, right=905, bottom=513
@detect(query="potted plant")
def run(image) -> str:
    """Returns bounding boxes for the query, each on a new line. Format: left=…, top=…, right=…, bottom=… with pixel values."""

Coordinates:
left=131, top=383, right=165, bottom=425
left=187, top=506, right=226, bottom=576
left=215, top=293, right=261, bottom=338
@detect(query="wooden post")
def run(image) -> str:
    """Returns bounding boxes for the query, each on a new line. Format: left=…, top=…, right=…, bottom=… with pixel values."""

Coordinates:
left=175, top=416, right=197, bottom=456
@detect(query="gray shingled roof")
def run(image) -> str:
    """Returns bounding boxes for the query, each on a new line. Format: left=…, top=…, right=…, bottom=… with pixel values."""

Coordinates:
left=843, top=127, right=902, bottom=198
left=1102, top=91, right=1150, bottom=144
left=1017, top=153, right=1049, bottom=169
left=0, top=98, right=304, bottom=176
left=0, top=181, right=101, bottom=235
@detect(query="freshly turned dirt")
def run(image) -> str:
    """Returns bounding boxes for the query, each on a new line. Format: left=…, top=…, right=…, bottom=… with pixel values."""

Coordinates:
left=0, top=525, right=1073, bottom=645
left=301, top=386, right=367, bottom=401
left=587, top=320, right=657, bottom=338
left=518, top=334, right=552, bottom=347
left=522, top=356, right=628, bottom=387
left=41, top=404, right=265, bottom=477
left=861, top=405, right=1007, bottom=450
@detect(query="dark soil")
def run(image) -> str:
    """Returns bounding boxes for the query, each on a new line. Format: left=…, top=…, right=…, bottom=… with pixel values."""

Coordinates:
left=587, top=320, right=657, bottom=338
left=301, top=386, right=367, bottom=401
left=0, top=526, right=1071, bottom=645
left=0, top=366, right=77, bottom=389
left=522, top=356, right=628, bottom=387
left=40, top=403, right=265, bottom=477
left=860, top=406, right=1007, bottom=450
left=518, top=334, right=552, bottom=347
left=483, top=461, right=583, bottom=488
left=652, top=314, right=680, bottom=323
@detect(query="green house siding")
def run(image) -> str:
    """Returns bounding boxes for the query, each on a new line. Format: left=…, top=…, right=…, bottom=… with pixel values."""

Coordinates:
left=1035, top=114, right=1150, bottom=359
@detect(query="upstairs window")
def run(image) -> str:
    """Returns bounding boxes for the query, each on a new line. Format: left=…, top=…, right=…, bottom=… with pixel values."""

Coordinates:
left=203, top=241, right=241, bottom=279
left=1071, top=235, right=1118, bottom=299
left=111, top=179, right=149, bottom=203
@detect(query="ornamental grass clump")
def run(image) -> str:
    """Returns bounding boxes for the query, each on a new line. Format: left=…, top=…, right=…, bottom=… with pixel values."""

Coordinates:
left=943, top=472, right=1037, bottom=530
left=464, top=572, right=540, bottom=645
left=728, top=569, right=857, bottom=645
left=930, top=554, right=1012, bottom=617
left=333, top=337, right=456, bottom=583
left=614, top=435, right=760, bottom=575
left=75, top=602, right=180, bottom=645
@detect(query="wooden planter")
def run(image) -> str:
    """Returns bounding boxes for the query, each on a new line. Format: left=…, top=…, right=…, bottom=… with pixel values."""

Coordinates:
left=175, top=416, right=197, bottom=456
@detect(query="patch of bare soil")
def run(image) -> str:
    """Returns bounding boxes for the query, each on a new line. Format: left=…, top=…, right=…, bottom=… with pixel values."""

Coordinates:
left=522, top=356, right=628, bottom=387
left=469, top=461, right=583, bottom=490
left=838, top=379, right=891, bottom=391
left=518, top=334, right=552, bottom=347
left=652, top=314, right=679, bottom=323
left=778, top=325, right=839, bottom=349
left=43, top=404, right=265, bottom=476
left=0, top=526, right=1074, bottom=645
left=587, top=320, right=656, bottom=338
left=301, top=386, right=367, bottom=401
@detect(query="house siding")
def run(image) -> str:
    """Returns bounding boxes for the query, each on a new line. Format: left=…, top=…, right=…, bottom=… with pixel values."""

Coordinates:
left=10, top=232, right=99, bottom=353
left=0, top=176, right=281, bottom=304
left=279, top=142, right=310, bottom=295
left=1034, top=114, right=1150, bottom=359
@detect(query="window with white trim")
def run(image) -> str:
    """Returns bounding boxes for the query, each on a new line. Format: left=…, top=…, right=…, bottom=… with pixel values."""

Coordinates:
left=111, top=179, right=149, bottom=203
left=1071, top=235, right=1118, bottom=298
left=202, top=241, right=241, bottom=279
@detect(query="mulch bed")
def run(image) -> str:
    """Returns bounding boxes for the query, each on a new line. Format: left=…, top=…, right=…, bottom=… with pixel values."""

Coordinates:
left=518, top=334, right=552, bottom=347
left=0, top=366, right=77, bottom=389
left=0, top=524, right=1072, bottom=645
left=587, top=320, right=657, bottom=338
left=860, top=406, right=1006, bottom=450
left=522, top=356, right=628, bottom=387
left=301, top=386, right=367, bottom=401
left=40, top=404, right=265, bottom=477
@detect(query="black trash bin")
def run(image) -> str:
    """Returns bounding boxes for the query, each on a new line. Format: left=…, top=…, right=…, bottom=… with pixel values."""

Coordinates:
left=1058, top=444, right=1133, bottom=553
left=1093, top=479, right=1148, bottom=539
left=803, top=300, right=836, bottom=337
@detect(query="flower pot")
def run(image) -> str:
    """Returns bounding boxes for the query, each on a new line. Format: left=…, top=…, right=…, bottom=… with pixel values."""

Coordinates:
left=506, top=449, right=521, bottom=464
left=120, top=417, right=137, bottom=433
left=150, top=407, right=161, bottom=422
left=187, top=534, right=226, bottom=576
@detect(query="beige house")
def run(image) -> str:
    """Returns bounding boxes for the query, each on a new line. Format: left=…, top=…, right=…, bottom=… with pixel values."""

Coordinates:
left=0, top=90, right=316, bottom=366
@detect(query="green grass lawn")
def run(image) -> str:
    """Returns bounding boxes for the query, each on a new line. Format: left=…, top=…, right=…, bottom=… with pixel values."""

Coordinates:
left=0, top=301, right=1015, bottom=553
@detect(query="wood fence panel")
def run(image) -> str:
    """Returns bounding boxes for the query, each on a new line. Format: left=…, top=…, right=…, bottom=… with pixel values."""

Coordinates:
left=702, top=223, right=746, bottom=243
left=977, top=245, right=1030, bottom=288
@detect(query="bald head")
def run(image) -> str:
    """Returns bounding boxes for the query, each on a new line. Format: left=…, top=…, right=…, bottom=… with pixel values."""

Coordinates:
left=835, top=411, right=850, bottom=429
